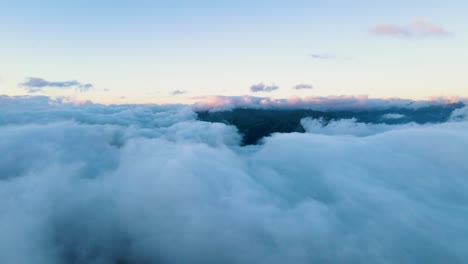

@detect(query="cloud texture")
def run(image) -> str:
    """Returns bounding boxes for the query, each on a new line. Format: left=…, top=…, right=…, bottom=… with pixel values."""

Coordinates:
left=1, top=96, right=468, bottom=264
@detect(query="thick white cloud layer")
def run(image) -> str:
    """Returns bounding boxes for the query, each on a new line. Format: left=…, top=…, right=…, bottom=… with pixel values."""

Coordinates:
left=301, top=117, right=417, bottom=136
left=1, top=96, right=468, bottom=264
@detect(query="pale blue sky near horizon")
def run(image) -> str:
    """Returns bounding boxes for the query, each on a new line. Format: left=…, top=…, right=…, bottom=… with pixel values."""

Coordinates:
left=0, top=0, right=467, bottom=103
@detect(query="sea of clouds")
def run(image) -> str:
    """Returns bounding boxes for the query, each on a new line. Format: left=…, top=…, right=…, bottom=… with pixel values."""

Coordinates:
left=1, top=95, right=468, bottom=264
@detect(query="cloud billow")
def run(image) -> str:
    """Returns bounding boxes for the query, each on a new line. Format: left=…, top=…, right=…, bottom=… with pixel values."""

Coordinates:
left=371, top=19, right=451, bottom=38
left=250, top=83, right=279, bottom=93
left=19, top=77, right=94, bottom=93
left=0, top=95, right=468, bottom=263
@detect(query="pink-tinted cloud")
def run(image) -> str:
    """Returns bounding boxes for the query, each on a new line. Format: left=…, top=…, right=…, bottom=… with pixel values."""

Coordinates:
left=371, top=19, right=451, bottom=38
left=193, top=95, right=465, bottom=111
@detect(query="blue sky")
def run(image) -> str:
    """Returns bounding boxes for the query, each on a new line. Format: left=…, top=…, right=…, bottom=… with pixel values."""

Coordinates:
left=0, top=0, right=467, bottom=103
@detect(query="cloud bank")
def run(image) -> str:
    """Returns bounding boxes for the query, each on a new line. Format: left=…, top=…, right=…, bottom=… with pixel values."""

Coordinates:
left=1, top=95, right=468, bottom=264
left=19, top=77, right=93, bottom=93
left=371, top=19, right=451, bottom=38
left=193, top=95, right=464, bottom=111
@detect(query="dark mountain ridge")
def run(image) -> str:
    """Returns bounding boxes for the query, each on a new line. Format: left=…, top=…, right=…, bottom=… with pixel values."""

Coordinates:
left=197, top=103, right=464, bottom=145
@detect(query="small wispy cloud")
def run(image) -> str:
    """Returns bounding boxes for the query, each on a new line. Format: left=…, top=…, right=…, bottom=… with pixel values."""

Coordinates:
left=19, top=77, right=93, bottom=93
left=293, top=84, right=314, bottom=90
left=310, top=53, right=334, bottom=59
left=371, top=19, right=451, bottom=38
left=171, top=90, right=186, bottom=96
left=382, top=113, right=405, bottom=120
left=250, top=83, right=279, bottom=93
left=76, top=83, right=93, bottom=92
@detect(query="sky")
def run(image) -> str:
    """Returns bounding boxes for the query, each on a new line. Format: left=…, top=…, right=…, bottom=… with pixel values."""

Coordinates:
left=0, top=0, right=467, bottom=104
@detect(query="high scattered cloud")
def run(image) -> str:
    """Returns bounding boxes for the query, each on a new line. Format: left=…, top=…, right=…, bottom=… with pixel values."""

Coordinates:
left=310, top=53, right=334, bottom=59
left=293, top=84, right=314, bottom=90
left=171, top=90, right=187, bottom=95
left=19, top=77, right=93, bottom=93
left=250, top=83, right=279, bottom=93
left=371, top=19, right=451, bottom=38
left=76, top=83, right=93, bottom=92
left=0, top=95, right=467, bottom=263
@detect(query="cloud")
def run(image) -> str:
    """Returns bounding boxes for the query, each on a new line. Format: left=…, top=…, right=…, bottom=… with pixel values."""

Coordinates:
left=19, top=77, right=93, bottom=93
left=193, top=95, right=465, bottom=111
left=310, top=53, right=334, bottom=59
left=250, top=83, right=279, bottom=93
left=0, top=95, right=468, bottom=263
left=451, top=106, right=468, bottom=121
left=76, top=83, right=93, bottom=92
left=301, top=117, right=415, bottom=137
left=382, top=113, right=405, bottom=120
left=293, top=84, right=314, bottom=90
left=371, top=19, right=451, bottom=38
left=171, top=90, right=187, bottom=95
